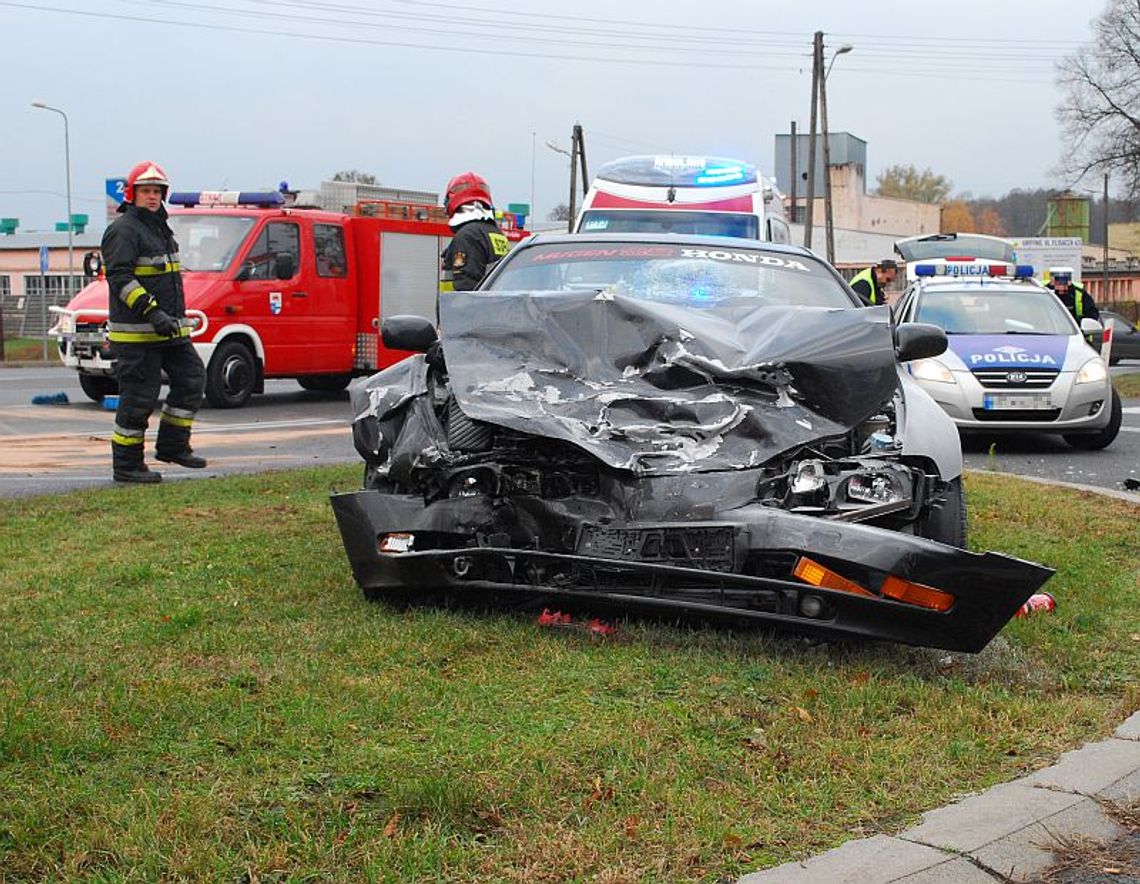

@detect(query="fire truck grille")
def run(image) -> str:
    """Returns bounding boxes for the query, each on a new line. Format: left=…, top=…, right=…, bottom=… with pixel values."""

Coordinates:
left=971, top=368, right=1057, bottom=389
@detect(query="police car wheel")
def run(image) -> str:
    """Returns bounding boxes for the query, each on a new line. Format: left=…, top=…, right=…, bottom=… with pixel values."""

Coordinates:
left=1063, top=389, right=1122, bottom=451
left=78, top=373, right=117, bottom=403
left=205, top=339, right=257, bottom=408
left=916, top=476, right=967, bottom=548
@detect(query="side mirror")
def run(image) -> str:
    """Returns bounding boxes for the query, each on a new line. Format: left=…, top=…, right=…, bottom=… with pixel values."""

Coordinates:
left=235, top=261, right=252, bottom=282
left=896, top=322, right=948, bottom=362
left=275, top=253, right=295, bottom=280
left=382, top=315, right=438, bottom=352
left=1080, top=317, right=1103, bottom=334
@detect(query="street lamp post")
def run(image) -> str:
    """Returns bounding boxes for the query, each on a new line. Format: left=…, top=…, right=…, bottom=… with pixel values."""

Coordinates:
left=32, top=100, right=74, bottom=359
left=820, top=44, right=852, bottom=265
left=545, top=140, right=574, bottom=232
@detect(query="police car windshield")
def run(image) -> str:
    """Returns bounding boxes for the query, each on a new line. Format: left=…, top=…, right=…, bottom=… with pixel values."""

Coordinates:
left=579, top=210, right=760, bottom=239
left=168, top=215, right=256, bottom=272
left=485, top=242, right=853, bottom=308
left=916, top=287, right=1076, bottom=335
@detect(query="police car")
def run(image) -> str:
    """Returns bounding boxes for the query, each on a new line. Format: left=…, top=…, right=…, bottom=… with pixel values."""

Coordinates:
left=892, top=259, right=1121, bottom=449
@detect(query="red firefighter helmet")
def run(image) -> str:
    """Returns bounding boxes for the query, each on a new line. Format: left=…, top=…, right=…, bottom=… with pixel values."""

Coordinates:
left=445, top=171, right=493, bottom=215
left=124, top=161, right=170, bottom=203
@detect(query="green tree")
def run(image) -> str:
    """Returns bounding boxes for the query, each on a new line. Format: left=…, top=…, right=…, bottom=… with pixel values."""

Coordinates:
left=331, top=170, right=378, bottom=184
left=875, top=165, right=953, bottom=203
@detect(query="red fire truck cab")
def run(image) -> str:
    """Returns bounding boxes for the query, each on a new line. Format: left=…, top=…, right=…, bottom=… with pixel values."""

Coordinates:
left=52, top=190, right=526, bottom=407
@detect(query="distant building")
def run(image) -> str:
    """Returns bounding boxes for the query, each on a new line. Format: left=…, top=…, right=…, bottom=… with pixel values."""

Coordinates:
left=0, top=231, right=97, bottom=338
left=774, top=132, right=940, bottom=269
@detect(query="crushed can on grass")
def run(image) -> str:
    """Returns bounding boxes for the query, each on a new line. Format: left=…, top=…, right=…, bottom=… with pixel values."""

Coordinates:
left=1015, top=592, right=1056, bottom=618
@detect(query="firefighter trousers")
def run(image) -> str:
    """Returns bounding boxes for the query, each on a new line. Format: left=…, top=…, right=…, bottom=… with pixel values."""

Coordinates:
left=110, top=341, right=205, bottom=471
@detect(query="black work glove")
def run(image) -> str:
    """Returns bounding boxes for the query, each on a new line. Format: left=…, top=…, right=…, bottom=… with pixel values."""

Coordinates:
left=149, top=309, right=181, bottom=338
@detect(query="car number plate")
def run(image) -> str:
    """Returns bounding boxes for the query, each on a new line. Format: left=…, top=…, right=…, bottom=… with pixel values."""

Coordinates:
left=982, top=393, right=1052, bottom=410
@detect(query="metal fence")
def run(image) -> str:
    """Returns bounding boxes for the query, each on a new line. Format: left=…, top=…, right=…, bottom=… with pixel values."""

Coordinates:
left=1, top=275, right=84, bottom=339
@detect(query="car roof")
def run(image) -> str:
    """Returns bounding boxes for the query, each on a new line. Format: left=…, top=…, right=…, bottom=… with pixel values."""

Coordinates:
left=520, top=231, right=817, bottom=260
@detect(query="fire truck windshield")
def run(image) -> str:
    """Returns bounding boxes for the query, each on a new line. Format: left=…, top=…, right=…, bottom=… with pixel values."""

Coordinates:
left=168, top=215, right=257, bottom=272
left=578, top=210, right=760, bottom=239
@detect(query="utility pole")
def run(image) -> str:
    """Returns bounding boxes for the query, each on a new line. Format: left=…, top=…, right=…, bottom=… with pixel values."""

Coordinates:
left=1103, top=172, right=1110, bottom=306
left=803, top=32, right=822, bottom=250
left=789, top=120, right=798, bottom=223
left=820, top=49, right=835, bottom=264
left=566, top=123, right=589, bottom=233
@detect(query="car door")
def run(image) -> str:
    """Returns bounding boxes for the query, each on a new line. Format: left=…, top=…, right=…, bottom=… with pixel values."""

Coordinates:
left=235, top=219, right=310, bottom=373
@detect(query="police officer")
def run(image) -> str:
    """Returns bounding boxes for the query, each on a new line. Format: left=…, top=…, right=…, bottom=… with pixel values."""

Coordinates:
left=1046, top=267, right=1100, bottom=324
left=103, top=161, right=206, bottom=483
left=849, top=258, right=898, bottom=306
left=440, top=172, right=510, bottom=293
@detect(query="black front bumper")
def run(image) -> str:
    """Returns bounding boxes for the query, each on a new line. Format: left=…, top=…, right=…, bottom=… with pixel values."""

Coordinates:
left=330, top=490, right=1053, bottom=653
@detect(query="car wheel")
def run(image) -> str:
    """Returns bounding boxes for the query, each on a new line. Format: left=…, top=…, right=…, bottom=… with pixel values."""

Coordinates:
left=297, top=373, right=352, bottom=393
left=205, top=340, right=257, bottom=408
left=917, top=476, right=967, bottom=548
left=1064, top=388, right=1122, bottom=450
left=78, top=373, right=117, bottom=403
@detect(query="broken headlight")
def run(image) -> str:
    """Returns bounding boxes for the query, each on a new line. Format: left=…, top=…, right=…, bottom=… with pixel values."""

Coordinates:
left=846, top=471, right=909, bottom=504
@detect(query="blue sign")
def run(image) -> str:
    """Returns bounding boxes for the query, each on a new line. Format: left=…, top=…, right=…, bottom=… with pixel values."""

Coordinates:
left=39, top=244, right=49, bottom=274
left=106, top=177, right=126, bottom=204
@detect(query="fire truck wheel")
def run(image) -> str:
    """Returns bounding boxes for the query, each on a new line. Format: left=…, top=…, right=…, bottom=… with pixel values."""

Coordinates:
left=296, top=374, right=352, bottom=393
left=205, top=339, right=257, bottom=408
left=78, top=373, right=118, bottom=403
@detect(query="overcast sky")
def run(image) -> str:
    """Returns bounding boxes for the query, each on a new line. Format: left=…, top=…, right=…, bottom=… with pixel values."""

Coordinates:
left=2, top=0, right=1105, bottom=233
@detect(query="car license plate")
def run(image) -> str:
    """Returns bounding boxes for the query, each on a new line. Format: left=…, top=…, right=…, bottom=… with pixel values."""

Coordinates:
left=983, top=393, right=1052, bottom=410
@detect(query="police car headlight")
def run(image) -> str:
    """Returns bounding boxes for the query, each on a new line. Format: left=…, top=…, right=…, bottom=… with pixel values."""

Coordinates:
left=910, top=358, right=955, bottom=384
left=1075, top=357, right=1108, bottom=385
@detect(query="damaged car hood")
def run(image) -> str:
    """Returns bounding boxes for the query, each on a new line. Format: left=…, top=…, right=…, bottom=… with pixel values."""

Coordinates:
left=435, top=290, right=899, bottom=474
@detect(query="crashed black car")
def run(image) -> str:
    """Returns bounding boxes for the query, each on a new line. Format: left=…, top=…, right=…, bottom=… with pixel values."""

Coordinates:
left=331, top=235, right=1053, bottom=653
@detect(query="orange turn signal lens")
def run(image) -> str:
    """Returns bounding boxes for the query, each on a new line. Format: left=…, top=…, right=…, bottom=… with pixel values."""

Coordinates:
left=880, top=575, right=954, bottom=612
left=793, top=556, right=876, bottom=598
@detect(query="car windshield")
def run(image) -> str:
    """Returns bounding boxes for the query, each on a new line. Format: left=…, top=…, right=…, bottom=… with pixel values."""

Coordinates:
left=579, top=210, right=760, bottom=239
left=484, top=242, right=855, bottom=308
left=915, top=286, right=1076, bottom=335
left=896, top=234, right=1015, bottom=263
left=168, top=214, right=256, bottom=272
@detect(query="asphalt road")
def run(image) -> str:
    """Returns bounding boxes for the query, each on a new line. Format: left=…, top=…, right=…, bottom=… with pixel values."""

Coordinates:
left=961, top=362, right=1140, bottom=496
left=2, top=363, right=1138, bottom=499
left=0, top=365, right=358, bottom=497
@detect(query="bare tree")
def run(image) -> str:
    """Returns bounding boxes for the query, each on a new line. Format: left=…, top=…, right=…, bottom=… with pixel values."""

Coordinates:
left=547, top=203, right=572, bottom=222
left=1056, top=0, right=1140, bottom=195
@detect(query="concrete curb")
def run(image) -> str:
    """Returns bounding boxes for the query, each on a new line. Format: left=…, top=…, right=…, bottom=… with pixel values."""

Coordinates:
left=965, top=467, right=1140, bottom=505
left=739, top=712, right=1140, bottom=883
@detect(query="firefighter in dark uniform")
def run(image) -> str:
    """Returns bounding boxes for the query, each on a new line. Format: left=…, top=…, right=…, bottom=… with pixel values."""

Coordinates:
left=1046, top=267, right=1100, bottom=324
left=440, top=172, right=510, bottom=293
left=103, top=161, right=206, bottom=483
left=849, top=258, right=899, bottom=306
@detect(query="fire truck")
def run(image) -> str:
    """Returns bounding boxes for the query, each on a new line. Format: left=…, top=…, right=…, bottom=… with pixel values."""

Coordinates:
left=51, top=184, right=527, bottom=407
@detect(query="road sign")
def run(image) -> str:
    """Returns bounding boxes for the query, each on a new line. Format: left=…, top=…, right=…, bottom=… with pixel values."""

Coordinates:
left=39, top=244, right=49, bottom=274
left=106, top=177, right=126, bottom=223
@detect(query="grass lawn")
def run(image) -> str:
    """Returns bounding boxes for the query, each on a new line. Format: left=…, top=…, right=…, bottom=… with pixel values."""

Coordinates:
left=1115, top=371, right=1140, bottom=399
left=1, top=466, right=1137, bottom=882
left=1, top=337, right=51, bottom=363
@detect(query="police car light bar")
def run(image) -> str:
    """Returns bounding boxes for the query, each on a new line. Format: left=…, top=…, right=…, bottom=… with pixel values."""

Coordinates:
left=914, top=262, right=1034, bottom=279
left=168, top=191, right=285, bottom=208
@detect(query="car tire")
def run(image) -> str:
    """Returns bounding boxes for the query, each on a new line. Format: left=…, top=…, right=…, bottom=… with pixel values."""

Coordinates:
left=1064, top=388, right=1122, bottom=450
left=205, top=340, right=257, bottom=408
left=917, top=476, right=967, bottom=548
left=297, top=373, right=352, bottom=393
left=78, top=373, right=117, bottom=403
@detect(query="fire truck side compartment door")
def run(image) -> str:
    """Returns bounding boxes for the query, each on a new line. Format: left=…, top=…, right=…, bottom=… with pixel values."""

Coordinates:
left=378, top=232, right=445, bottom=324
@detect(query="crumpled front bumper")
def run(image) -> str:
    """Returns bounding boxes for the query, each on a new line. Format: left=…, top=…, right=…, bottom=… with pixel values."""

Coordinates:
left=330, top=490, right=1054, bottom=653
